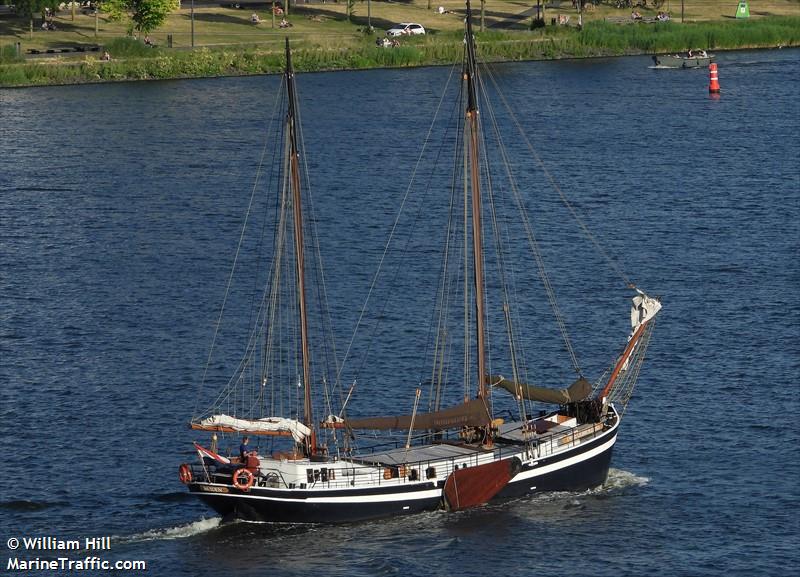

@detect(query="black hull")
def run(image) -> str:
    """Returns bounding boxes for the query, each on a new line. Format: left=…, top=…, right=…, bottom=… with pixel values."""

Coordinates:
left=498, top=433, right=616, bottom=499
left=195, top=490, right=442, bottom=524
left=189, top=427, right=618, bottom=524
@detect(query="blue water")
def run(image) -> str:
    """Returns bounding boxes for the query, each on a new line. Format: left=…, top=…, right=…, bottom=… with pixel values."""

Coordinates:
left=1, top=49, right=798, bottom=576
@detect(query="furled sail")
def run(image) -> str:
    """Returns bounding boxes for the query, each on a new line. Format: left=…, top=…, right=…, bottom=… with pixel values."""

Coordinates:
left=323, top=398, right=491, bottom=431
left=631, top=290, right=662, bottom=330
left=192, top=414, right=311, bottom=442
left=598, top=290, right=662, bottom=402
left=491, top=376, right=592, bottom=404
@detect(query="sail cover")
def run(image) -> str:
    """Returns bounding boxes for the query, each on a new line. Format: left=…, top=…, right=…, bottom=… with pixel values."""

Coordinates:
left=196, top=414, right=311, bottom=442
left=491, top=376, right=592, bottom=404
left=333, top=399, right=490, bottom=431
left=632, top=290, right=662, bottom=330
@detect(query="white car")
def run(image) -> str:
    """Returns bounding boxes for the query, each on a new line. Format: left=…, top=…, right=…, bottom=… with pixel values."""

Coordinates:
left=386, top=23, right=426, bottom=37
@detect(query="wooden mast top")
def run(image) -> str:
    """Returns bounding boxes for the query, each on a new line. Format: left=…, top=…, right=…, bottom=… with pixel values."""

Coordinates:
left=285, top=38, right=316, bottom=455
left=464, top=2, right=488, bottom=405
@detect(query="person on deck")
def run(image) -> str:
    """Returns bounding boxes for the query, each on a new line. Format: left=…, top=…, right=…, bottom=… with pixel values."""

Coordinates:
left=239, top=436, right=255, bottom=462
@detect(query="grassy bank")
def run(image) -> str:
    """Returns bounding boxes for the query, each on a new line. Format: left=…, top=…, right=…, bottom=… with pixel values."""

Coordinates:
left=2, top=8, right=799, bottom=87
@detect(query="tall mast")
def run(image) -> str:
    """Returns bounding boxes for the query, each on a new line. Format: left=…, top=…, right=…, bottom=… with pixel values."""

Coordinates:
left=464, top=2, right=488, bottom=403
left=285, top=38, right=316, bottom=455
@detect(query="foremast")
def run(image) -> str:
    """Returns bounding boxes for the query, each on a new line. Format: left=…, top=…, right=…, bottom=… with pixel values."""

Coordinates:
left=285, top=38, right=317, bottom=456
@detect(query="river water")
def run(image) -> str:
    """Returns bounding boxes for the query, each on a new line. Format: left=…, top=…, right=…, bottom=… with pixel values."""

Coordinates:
left=1, top=49, right=798, bottom=576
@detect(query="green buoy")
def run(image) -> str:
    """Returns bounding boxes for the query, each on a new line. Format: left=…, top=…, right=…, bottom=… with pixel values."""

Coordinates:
left=735, top=0, right=750, bottom=19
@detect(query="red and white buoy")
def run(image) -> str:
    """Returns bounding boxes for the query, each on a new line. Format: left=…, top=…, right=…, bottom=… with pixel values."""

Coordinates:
left=709, top=63, right=721, bottom=94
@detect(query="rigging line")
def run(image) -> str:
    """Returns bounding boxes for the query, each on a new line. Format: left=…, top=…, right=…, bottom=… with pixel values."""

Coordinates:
left=355, top=85, right=461, bottom=384
left=294, top=93, right=342, bottom=417
left=249, top=110, right=291, bottom=418
left=478, top=94, right=521, bottom=387
left=208, top=108, right=288, bottom=419
left=259, top=117, right=289, bottom=417
left=195, top=74, right=287, bottom=421
left=462, top=93, right=471, bottom=403
left=474, top=62, right=532, bottom=384
left=219, top=105, right=294, bottom=420
left=430, top=87, right=467, bottom=413
left=335, top=61, right=461, bottom=384
left=206, top=110, right=292, bottom=418
left=479, top=62, right=583, bottom=376
left=418, top=75, right=465, bottom=411
left=256, top=134, right=293, bottom=416
left=484, top=66, right=634, bottom=290
left=258, top=94, right=289, bottom=397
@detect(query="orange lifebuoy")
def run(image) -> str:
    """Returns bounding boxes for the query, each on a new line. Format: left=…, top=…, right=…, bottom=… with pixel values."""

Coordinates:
left=179, top=463, right=193, bottom=484
left=232, top=468, right=254, bottom=491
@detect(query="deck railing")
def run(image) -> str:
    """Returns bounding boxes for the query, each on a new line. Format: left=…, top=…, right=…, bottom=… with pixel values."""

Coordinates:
left=188, top=412, right=614, bottom=490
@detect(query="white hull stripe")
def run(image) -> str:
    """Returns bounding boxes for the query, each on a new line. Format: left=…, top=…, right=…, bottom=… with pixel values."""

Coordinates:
left=197, top=486, right=443, bottom=504
left=512, top=434, right=617, bottom=483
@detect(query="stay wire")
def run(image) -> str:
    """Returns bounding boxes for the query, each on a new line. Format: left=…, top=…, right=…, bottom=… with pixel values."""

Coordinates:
left=484, top=64, right=635, bottom=290
left=480, top=62, right=583, bottom=376
left=194, top=76, right=286, bottom=421
left=337, top=61, right=461, bottom=385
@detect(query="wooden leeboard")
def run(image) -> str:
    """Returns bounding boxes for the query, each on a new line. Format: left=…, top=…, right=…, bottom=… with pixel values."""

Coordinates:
left=443, top=457, right=521, bottom=511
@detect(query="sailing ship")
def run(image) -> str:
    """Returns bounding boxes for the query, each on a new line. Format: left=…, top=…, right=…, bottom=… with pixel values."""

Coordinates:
left=179, top=9, right=661, bottom=524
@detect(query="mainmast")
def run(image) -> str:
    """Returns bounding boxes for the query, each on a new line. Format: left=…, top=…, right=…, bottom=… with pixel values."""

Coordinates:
left=285, top=38, right=316, bottom=456
left=464, top=3, right=488, bottom=406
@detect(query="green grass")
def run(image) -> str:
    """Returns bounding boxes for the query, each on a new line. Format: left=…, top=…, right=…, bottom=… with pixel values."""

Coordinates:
left=1, top=3, right=799, bottom=87
left=578, top=15, right=800, bottom=54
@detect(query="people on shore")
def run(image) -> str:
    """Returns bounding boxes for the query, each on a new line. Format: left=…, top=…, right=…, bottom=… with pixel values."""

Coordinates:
left=376, top=37, right=399, bottom=48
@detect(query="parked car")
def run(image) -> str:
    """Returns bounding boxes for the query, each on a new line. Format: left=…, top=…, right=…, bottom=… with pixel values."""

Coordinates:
left=386, top=23, right=426, bottom=37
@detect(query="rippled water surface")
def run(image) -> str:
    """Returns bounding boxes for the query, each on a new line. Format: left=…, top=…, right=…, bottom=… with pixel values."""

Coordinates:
left=1, top=49, right=799, bottom=576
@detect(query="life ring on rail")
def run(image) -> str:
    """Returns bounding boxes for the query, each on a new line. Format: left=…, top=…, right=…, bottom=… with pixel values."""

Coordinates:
left=179, top=463, right=193, bottom=484
left=232, top=468, right=254, bottom=491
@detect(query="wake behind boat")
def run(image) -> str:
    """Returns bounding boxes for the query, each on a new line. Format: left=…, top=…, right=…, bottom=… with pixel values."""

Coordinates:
left=179, top=5, right=661, bottom=524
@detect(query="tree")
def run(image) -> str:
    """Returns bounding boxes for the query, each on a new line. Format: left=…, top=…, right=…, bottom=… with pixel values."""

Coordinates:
left=14, top=0, right=60, bottom=22
left=105, top=0, right=179, bottom=35
left=13, top=0, right=60, bottom=38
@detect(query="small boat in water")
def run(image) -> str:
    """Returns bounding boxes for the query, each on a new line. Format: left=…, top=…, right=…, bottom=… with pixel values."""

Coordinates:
left=179, top=2, right=662, bottom=524
left=652, top=50, right=714, bottom=69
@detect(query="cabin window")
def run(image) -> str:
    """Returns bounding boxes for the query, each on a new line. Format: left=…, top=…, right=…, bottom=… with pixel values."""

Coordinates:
left=408, top=469, right=419, bottom=481
left=306, top=469, right=314, bottom=483
left=321, top=468, right=328, bottom=482
left=426, top=467, right=436, bottom=479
